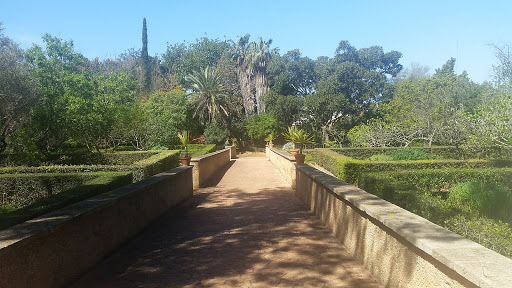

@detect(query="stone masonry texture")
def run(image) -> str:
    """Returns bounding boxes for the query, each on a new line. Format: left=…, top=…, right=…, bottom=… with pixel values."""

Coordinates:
left=70, top=156, right=382, bottom=288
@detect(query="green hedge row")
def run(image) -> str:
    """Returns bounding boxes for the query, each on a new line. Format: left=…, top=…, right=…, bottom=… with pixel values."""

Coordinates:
left=357, top=168, right=512, bottom=196
left=167, top=144, right=217, bottom=153
left=310, top=148, right=512, bottom=183
left=0, top=165, right=130, bottom=174
left=45, top=151, right=160, bottom=166
left=131, top=150, right=181, bottom=181
left=0, top=172, right=100, bottom=209
left=0, top=171, right=132, bottom=230
left=355, top=168, right=512, bottom=258
left=0, top=150, right=181, bottom=182
left=330, top=146, right=512, bottom=160
left=0, top=150, right=160, bottom=167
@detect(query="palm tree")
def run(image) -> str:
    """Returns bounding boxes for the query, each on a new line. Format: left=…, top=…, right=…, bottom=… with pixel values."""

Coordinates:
left=246, top=37, right=276, bottom=114
left=232, top=34, right=255, bottom=117
left=188, top=66, right=229, bottom=124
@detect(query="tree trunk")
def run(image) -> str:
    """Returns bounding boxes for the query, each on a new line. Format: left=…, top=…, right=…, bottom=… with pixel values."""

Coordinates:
left=237, top=66, right=254, bottom=117
left=321, top=126, right=328, bottom=142
left=254, top=70, right=267, bottom=114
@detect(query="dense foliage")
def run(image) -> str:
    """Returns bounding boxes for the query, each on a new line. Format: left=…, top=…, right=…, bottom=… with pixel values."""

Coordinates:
left=0, top=171, right=132, bottom=230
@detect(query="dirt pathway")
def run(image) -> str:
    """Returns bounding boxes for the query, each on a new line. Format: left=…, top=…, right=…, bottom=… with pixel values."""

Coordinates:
left=70, top=156, right=381, bottom=287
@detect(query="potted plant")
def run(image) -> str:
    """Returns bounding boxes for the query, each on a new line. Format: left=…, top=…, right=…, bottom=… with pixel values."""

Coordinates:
left=178, top=131, right=191, bottom=166
left=264, top=133, right=275, bottom=148
left=293, top=128, right=314, bottom=164
left=282, top=126, right=300, bottom=157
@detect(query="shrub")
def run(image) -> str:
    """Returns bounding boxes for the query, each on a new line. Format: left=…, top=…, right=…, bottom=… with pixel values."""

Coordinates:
left=444, top=215, right=512, bottom=259
left=333, top=146, right=512, bottom=160
left=311, top=148, right=512, bottom=184
left=448, top=181, right=512, bottom=222
left=0, top=150, right=181, bottom=182
left=368, top=154, right=392, bottom=161
left=44, top=151, right=160, bottom=166
left=131, top=150, right=180, bottom=181
left=245, top=113, right=277, bottom=143
left=204, top=123, right=229, bottom=146
left=1, top=150, right=162, bottom=167
left=386, top=148, right=440, bottom=161
left=0, top=171, right=132, bottom=230
left=357, top=168, right=512, bottom=195
left=0, top=173, right=101, bottom=209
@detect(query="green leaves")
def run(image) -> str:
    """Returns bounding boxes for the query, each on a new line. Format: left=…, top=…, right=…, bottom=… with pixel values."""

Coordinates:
left=282, top=126, right=313, bottom=154
left=245, top=114, right=277, bottom=143
left=188, top=66, right=229, bottom=124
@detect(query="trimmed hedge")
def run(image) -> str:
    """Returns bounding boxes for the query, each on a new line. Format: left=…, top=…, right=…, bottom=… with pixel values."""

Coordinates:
left=0, top=173, right=100, bottom=209
left=131, top=150, right=180, bottom=181
left=310, top=148, right=512, bottom=183
left=0, top=165, right=132, bottom=175
left=356, top=168, right=512, bottom=209
left=330, top=146, right=512, bottom=160
left=0, top=150, right=181, bottom=182
left=355, top=169, right=512, bottom=258
left=167, top=144, right=217, bottom=154
left=45, top=151, right=161, bottom=166
left=0, top=171, right=132, bottom=230
left=0, top=150, right=161, bottom=167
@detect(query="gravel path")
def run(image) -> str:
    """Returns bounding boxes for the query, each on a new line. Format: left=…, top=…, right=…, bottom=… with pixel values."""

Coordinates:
left=70, top=156, right=381, bottom=287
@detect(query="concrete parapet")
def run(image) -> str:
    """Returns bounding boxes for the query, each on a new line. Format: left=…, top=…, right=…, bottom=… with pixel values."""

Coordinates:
left=0, top=166, right=193, bottom=288
left=266, top=147, right=297, bottom=188
left=295, top=164, right=512, bottom=288
left=226, top=145, right=236, bottom=159
left=191, top=147, right=232, bottom=189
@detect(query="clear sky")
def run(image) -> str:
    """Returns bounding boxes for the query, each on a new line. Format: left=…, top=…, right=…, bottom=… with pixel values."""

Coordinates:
left=2, top=0, right=511, bottom=83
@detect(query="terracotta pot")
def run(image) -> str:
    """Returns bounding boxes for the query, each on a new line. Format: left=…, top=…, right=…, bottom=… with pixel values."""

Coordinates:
left=268, top=143, right=274, bottom=148
left=289, top=149, right=299, bottom=157
left=295, top=154, right=306, bottom=164
left=180, top=156, right=191, bottom=166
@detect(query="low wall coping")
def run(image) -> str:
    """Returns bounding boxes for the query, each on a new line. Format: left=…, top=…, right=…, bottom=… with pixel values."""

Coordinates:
left=296, top=164, right=512, bottom=287
left=191, top=147, right=230, bottom=162
left=269, top=148, right=296, bottom=161
left=0, top=166, right=192, bottom=249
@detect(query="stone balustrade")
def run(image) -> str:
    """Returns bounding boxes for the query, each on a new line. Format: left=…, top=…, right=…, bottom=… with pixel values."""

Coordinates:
left=267, top=147, right=512, bottom=288
left=0, top=166, right=193, bottom=288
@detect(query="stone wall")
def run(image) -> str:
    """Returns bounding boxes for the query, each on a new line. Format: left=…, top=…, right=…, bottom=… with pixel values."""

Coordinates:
left=0, top=166, right=193, bottom=288
left=191, top=147, right=233, bottom=189
left=295, top=164, right=512, bottom=288
left=266, top=147, right=296, bottom=188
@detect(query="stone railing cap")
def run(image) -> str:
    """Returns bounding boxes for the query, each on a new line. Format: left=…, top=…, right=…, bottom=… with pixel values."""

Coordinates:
left=296, top=164, right=512, bottom=288
left=269, top=147, right=296, bottom=161
left=191, top=147, right=230, bottom=161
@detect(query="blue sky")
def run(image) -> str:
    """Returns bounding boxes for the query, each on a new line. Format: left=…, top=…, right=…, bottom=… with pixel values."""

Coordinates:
left=2, top=0, right=511, bottom=83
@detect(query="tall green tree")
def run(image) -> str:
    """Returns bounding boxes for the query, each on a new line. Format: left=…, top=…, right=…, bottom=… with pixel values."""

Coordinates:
left=161, top=36, right=233, bottom=89
left=188, top=66, right=229, bottom=124
left=141, top=18, right=151, bottom=94
left=246, top=37, right=276, bottom=114
left=267, top=49, right=317, bottom=96
left=0, top=24, right=37, bottom=154
left=306, top=40, right=402, bottom=142
left=26, top=34, right=88, bottom=151
left=144, top=89, right=192, bottom=148
left=66, top=71, right=137, bottom=151
left=232, top=34, right=254, bottom=116
left=264, top=91, right=303, bottom=133
left=348, top=59, right=481, bottom=148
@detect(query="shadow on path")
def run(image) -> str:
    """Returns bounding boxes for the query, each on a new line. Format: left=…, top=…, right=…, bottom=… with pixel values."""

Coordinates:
left=70, top=157, right=382, bottom=288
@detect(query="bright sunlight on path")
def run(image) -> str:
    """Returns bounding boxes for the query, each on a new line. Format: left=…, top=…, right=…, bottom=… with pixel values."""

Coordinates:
left=70, top=156, right=382, bottom=287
